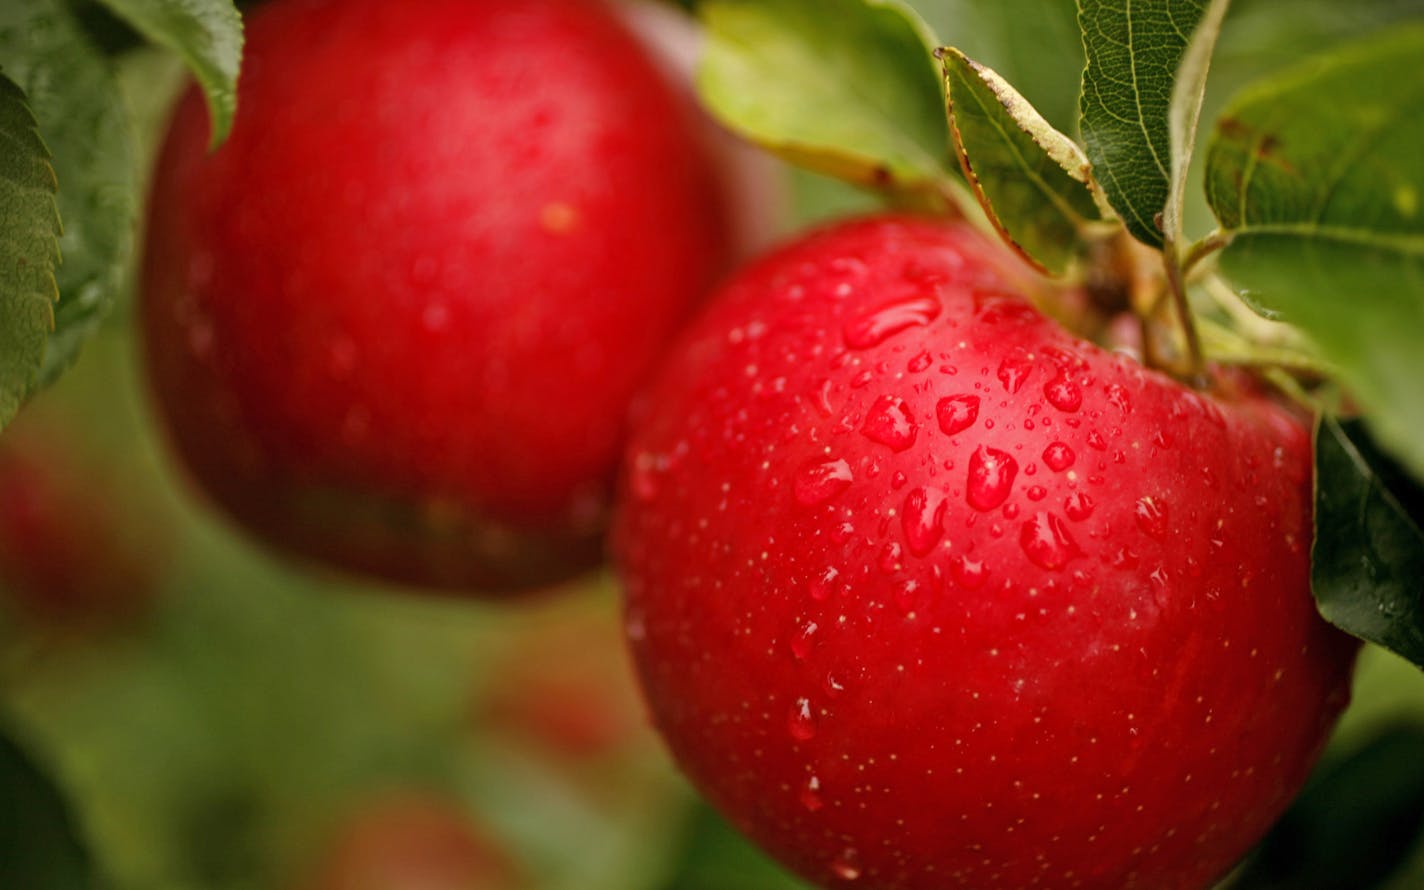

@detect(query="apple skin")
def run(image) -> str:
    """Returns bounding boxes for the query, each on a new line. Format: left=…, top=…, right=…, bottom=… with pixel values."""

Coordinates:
left=141, top=0, right=733, bottom=591
left=613, top=216, right=1358, bottom=889
left=297, top=793, right=519, bottom=890
left=0, top=412, right=163, bottom=627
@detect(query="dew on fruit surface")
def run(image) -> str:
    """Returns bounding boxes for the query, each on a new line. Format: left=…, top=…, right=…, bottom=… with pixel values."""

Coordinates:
left=997, top=353, right=1034, bottom=394
left=823, top=672, right=846, bottom=698
left=809, top=567, right=840, bottom=601
left=1109, top=547, right=1139, bottom=569
left=1135, top=497, right=1169, bottom=540
left=800, top=776, right=824, bottom=812
left=895, top=578, right=921, bottom=612
left=861, top=395, right=918, bottom=452
left=890, top=471, right=908, bottom=490
left=1086, top=431, right=1107, bottom=451
left=937, top=394, right=980, bottom=436
left=791, top=622, right=819, bottom=661
left=1002, top=502, right=1020, bottom=519
left=829, top=521, right=855, bottom=544
left=878, top=541, right=904, bottom=574
left=830, top=848, right=862, bottom=882
left=1044, top=373, right=1083, bottom=413
left=795, top=459, right=853, bottom=506
left=628, top=452, right=662, bottom=502
left=843, top=296, right=941, bottom=349
left=1106, top=384, right=1131, bottom=412
left=1019, top=512, right=1081, bottom=570
left=1064, top=491, right=1095, bottom=521
left=788, top=697, right=817, bottom=741
left=952, top=555, right=988, bottom=589
left=908, top=350, right=934, bottom=373
left=902, top=487, right=947, bottom=556
left=1026, top=485, right=1047, bottom=502
left=966, top=446, right=1019, bottom=511
left=1042, top=441, right=1070, bottom=472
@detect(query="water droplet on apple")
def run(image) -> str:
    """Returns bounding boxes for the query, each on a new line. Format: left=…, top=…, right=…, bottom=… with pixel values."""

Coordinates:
left=800, top=776, right=824, bottom=812
left=788, top=697, right=816, bottom=741
left=795, top=459, right=853, bottom=506
left=1043, top=442, right=1075, bottom=472
left=1106, top=383, right=1131, bottom=412
left=843, top=296, right=941, bottom=349
left=1044, top=373, right=1082, bottom=412
left=937, top=394, right=980, bottom=436
left=1086, top=430, right=1107, bottom=451
left=894, top=578, right=920, bottom=612
left=791, top=622, right=818, bottom=661
left=861, top=395, right=918, bottom=452
left=1026, top=485, right=1046, bottom=502
left=1064, top=491, right=1095, bottom=521
left=907, top=351, right=933, bottom=373
left=902, top=487, right=946, bottom=556
left=1135, top=496, right=1168, bottom=540
left=951, top=555, right=987, bottom=589
left=629, top=452, right=661, bottom=502
left=1019, top=512, right=1081, bottom=570
left=831, top=849, right=862, bottom=881
left=966, top=446, right=1018, bottom=511
left=808, top=567, right=839, bottom=601
left=997, top=354, right=1033, bottom=394
left=878, top=541, right=903, bottom=574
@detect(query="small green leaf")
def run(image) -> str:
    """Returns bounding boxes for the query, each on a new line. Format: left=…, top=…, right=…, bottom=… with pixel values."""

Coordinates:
left=0, top=72, right=60, bottom=429
left=1312, top=417, right=1424, bottom=668
left=698, top=0, right=959, bottom=200
left=1163, top=0, right=1229, bottom=247
left=1205, top=25, right=1424, bottom=478
left=0, top=0, right=137, bottom=391
left=941, top=46, right=1106, bottom=276
left=93, top=0, right=242, bottom=146
left=0, top=725, right=94, bottom=889
left=1233, top=724, right=1424, bottom=889
left=915, top=0, right=1084, bottom=136
left=1077, top=0, right=1210, bottom=247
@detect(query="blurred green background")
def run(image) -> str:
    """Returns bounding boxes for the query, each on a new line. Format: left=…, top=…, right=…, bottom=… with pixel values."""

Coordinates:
left=4, top=1, right=1424, bottom=888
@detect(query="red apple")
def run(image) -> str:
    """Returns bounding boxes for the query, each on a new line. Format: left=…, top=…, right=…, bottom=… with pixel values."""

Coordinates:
left=141, top=0, right=734, bottom=591
left=0, top=409, right=164, bottom=627
left=297, top=792, right=519, bottom=890
left=614, top=216, right=1358, bottom=888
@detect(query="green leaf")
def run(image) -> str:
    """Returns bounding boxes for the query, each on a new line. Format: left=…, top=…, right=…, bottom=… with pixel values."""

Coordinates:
left=1205, top=25, right=1424, bottom=478
left=698, top=0, right=960, bottom=200
left=1077, top=0, right=1210, bottom=247
left=1312, top=417, right=1424, bottom=668
left=0, top=72, right=60, bottom=429
left=1163, top=0, right=1229, bottom=247
left=93, top=0, right=242, bottom=146
left=1233, top=724, right=1424, bottom=889
left=941, top=46, right=1105, bottom=276
left=0, top=0, right=137, bottom=391
left=0, top=724, right=94, bottom=889
left=913, top=0, right=1083, bottom=136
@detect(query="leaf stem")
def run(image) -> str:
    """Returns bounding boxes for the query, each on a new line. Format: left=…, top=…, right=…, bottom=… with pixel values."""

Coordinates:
left=1182, top=230, right=1230, bottom=278
left=1163, top=242, right=1206, bottom=384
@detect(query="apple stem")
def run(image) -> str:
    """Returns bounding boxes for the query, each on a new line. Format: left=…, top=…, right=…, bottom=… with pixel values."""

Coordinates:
left=1162, top=243, right=1206, bottom=385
